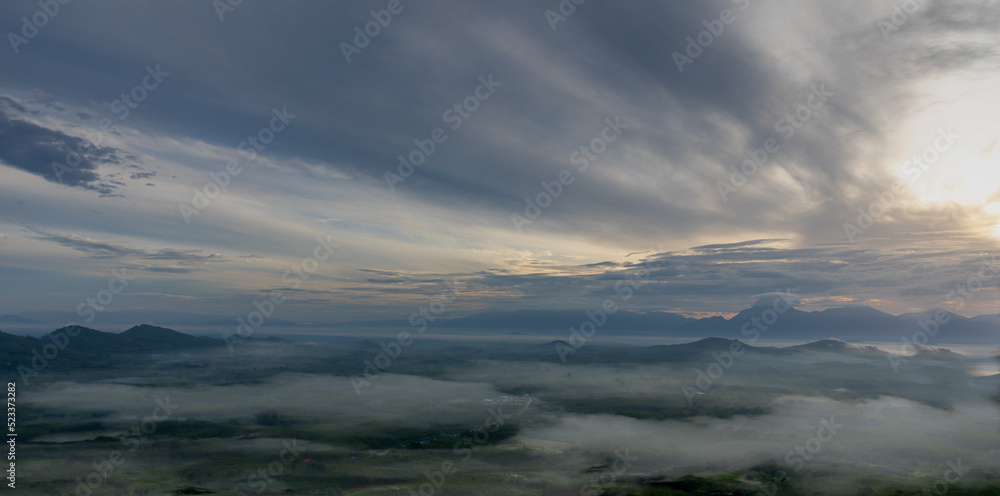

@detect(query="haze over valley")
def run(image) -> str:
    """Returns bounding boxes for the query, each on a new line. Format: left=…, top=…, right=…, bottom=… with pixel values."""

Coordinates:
left=2, top=0, right=1000, bottom=494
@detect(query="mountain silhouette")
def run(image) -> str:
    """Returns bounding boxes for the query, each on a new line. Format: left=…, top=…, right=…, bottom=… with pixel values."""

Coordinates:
left=336, top=305, right=998, bottom=343
left=1, top=325, right=229, bottom=375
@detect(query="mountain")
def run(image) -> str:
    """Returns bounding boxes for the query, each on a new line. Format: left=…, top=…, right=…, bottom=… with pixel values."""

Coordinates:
left=334, top=305, right=998, bottom=343
left=671, top=315, right=729, bottom=335
left=0, top=330, right=96, bottom=371
left=32, top=325, right=222, bottom=354
left=637, top=337, right=753, bottom=360
left=896, top=310, right=998, bottom=343
left=119, top=324, right=220, bottom=349
left=647, top=337, right=750, bottom=353
left=968, top=314, right=999, bottom=325
left=786, top=339, right=885, bottom=358
left=690, top=304, right=908, bottom=340
left=912, top=346, right=966, bottom=359
left=526, top=337, right=902, bottom=364
left=1, top=328, right=114, bottom=373
left=0, top=325, right=230, bottom=376
left=0, top=330, right=46, bottom=357
left=45, top=325, right=140, bottom=353
left=675, top=306, right=998, bottom=343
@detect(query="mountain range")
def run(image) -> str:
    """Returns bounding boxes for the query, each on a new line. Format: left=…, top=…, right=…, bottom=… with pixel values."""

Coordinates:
left=0, top=324, right=227, bottom=371
left=0, top=320, right=984, bottom=385
left=1, top=303, right=996, bottom=371
left=6, top=304, right=997, bottom=344
left=338, top=305, right=999, bottom=343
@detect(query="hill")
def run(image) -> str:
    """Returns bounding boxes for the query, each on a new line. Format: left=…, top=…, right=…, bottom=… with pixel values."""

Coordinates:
left=119, top=324, right=220, bottom=349
left=1, top=325, right=228, bottom=378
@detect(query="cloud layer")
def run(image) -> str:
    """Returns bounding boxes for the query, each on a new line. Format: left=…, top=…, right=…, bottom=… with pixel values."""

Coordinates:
left=1, top=0, right=999, bottom=323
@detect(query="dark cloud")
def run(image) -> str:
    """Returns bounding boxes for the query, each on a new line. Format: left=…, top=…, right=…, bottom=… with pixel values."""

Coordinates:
left=141, top=266, right=199, bottom=274
left=0, top=100, right=127, bottom=194
left=30, top=229, right=144, bottom=258
left=27, top=227, right=248, bottom=265
left=580, top=261, right=620, bottom=268
left=692, top=239, right=791, bottom=252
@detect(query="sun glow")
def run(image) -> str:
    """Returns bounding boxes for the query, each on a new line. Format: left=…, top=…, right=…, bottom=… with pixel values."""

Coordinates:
left=889, top=73, right=1000, bottom=236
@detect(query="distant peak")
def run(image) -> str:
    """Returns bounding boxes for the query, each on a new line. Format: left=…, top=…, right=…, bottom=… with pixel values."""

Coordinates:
left=684, top=337, right=750, bottom=349
left=801, top=338, right=849, bottom=348
left=51, top=324, right=103, bottom=334
left=692, top=336, right=738, bottom=344
left=914, top=346, right=965, bottom=358
left=123, top=324, right=177, bottom=334
left=749, top=292, right=799, bottom=308
left=820, top=306, right=879, bottom=313
left=790, top=339, right=882, bottom=354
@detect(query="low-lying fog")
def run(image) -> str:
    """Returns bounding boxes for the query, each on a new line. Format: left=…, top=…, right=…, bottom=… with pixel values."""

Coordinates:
left=15, top=335, right=1000, bottom=494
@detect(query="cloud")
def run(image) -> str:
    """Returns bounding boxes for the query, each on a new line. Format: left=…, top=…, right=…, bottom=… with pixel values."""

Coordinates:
left=691, top=239, right=791, bottom=252
left=26, top=227, right=250, bottom=268
left=0, top=97, right=130, bottom=195
left=327, top=241, right=998, bottom=317
left=0, top=0, right=998, bottom=321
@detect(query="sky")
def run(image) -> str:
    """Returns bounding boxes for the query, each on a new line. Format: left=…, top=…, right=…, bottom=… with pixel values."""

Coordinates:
left=0, top=0, right=999, bottom=326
